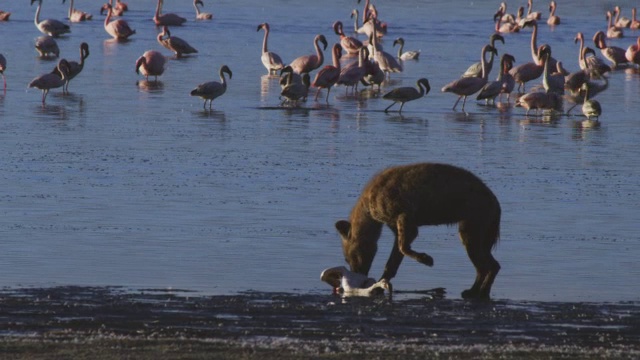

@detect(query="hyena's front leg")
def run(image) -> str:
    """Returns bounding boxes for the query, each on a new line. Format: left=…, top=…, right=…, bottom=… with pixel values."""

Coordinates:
left=396, top=214, right=434, bottom=267
left=381, top=236, right=404, bottom=281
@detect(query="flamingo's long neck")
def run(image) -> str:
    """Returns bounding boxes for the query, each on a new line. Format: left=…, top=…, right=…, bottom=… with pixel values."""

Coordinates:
left=352, top=10, right=360, bottom=33
left=104, top=7, right=112, bottom=28
left=607, top=12, right=613, bottom=29
left=34, top=0, right=42, bottom=26
left=480, top=47, right=487, bottom=80
left=396, top=41, right=403, bottom=59
left=68, top=0, right=74, bottom=19
left=550, top=3, right=556, bottom=17
left=155, top=0, right=162, bottom=19
left=577, top=35, right=585, bottom=64
left=193, top=1, right=200, bottom=16
left=332, top=46, right=340, bottom=69
left=362, top=0, right=370, bottom=23
left=530, top=22, right=539, bottom=64
left=314, top=37, right=324, bottom=68
left=261, top=26, right=269, bottom=54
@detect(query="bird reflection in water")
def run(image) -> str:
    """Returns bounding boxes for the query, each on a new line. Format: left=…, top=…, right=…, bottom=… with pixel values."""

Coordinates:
left=136, top=80, right=164, bottom=92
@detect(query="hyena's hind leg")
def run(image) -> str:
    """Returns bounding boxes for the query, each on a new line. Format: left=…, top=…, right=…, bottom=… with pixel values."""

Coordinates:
left=396, top=213, right=435, bottom=268
left=459, top=220, right=501, bottom=300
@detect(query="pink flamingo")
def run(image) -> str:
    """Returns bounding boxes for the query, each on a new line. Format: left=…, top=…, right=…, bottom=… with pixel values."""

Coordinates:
left=257, top=23, right=284, bottom=75
left=193, top=0, right=212, bottom=20
left=593, top=30, right=629, bottom=68
left=631, top=8, right=640, bottom=29
left=442, top=45, right=495, bottom=111
left=289, top=34, right=327, bottom=75
left=0, top=10, right=11, bottom=21
left=135, top=51, right=166, bottom=81
left=153, top=0, right=186, bottom=27
left=477, top=53, right=516, bottom=104
left=28, top=59, right=70, bottom=105
left=370, top=24, right=402, bottom=78
left=31, top=0, right=70, bottom=37
left=626, top=37, right=640, bottom=66
left=157, top=26, right=197, bottom=58
left=0, top=54, right=6, bottom=90
left=547, top=1, right=560, bottom=26
left=575, top=32, right=611, bottom=74
left=614, top=6, right=631, bottom=28
left=494, top=8, right=520, bottom=33
left=508, top=44, right=548, bottom=93
left=191, top=65, right=232, bottom=110
left=337, top=47, right=367, bottom=93
left=383, top=78, right=430, bottom=113
left=115, top=0, right=128, bottom=12
left=606, top=11, right=624, bottom=39
left=312, top=43, right=342, bottom=103
left=333, top=21, right=362, bottom=55
left=101, top=4, right=135, bottom=40
left=522, top=20, right=557, bottom=69
left=52, top=42, right=89, bottom=93
left=526, top=0, right=542, bottom=20
left=64, top=0, right=92, bottom=22
left=101, top=0, right=124, bottom=16
left=35, top=35, right=60, bottom=58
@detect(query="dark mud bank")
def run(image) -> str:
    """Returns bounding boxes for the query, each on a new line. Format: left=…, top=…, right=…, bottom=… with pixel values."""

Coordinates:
left=1, top=286, right=639, bottom=359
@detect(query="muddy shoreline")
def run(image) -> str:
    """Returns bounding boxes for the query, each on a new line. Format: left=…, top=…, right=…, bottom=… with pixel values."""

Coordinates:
left=0, top=286, right=638, bottom=359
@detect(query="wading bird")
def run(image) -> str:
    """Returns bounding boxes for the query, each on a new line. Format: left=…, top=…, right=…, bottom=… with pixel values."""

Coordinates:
left=312, top=43, right=342, bottom=103
left=35, top=36, right=60, bottom=58
left=393, top=37, right=420, bottom=61
left=442, top=45, right=496, bottom=111
left=193, top=0, right=212, bottom=20
left=153, top=0, right=186, bottom=27
left=135, top=50, right=166, bottom=81
left=289, top=34, right=327, bottom=75
left=257, top=23, right=284, bottom=75
left=383, top=78, right=430, bottom=113
left=28, top=59, right=70, bottom=105
left=31, top=0, right=70, bottom=37
left=462, top=34, right=504, bottom=78
left=190, top=65, right=232, bottom=110
left=64, top=0, right=92, bottom=22
left=157, top=26, right=198, bottom=58
left=102, top=4, right=135, bottom=40
left=593, top=30, right=629, bottom=69
left=333, top=21, right=362, bottom=55
left=547, top=1, right=560, bottom=25
left=52, top=42, right=89, bottom=93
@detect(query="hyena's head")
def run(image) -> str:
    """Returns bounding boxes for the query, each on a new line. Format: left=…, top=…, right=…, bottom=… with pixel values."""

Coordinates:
left=335, top=220, right=377, bottom=275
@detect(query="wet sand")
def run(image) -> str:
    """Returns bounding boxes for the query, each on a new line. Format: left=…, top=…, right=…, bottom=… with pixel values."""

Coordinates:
left=1, top=286, right=638, bottom=359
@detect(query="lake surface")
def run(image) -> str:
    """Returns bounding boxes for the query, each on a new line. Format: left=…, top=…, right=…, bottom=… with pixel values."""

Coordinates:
left=0, top=0, right=639, bottom=302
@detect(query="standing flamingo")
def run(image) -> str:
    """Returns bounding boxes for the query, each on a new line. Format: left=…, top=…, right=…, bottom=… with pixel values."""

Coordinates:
left=383, top=78, right=430, bottom=113
left=333, top=21, right=362, bottom=55
left=626, top=37, right=640, bottom=66
left=593, top=30, right=629, bottom=68
left=521, top=20, right=557, bottom=69
left=64, top=0, right=92, bottom=22
left=289, top=34, right=327, bottom=75
left=631, top=8, right=640, bottom=29
left=281, top=72, right=310, bottom=106
left=613, top=6, right=631, bottom=29
left=193, top=0, right=212, bottom=20
left=191, top=65, right=232, bottom=110
left=370, top=24, right=402, bottom=78
left=153, top=0, right=186, bottom=27
left=606, top=11, right=624, bottom=39
left=101, top=4, right=135, bottom=40
left=582, top=82, right=602, bottom=122
left=477, top=53, right=516, bottom=104
left=0, top=54, right=6, bottom=90
left=547, top=1, right=560, bottom=25
left=52, top=42, right=89, bottom=93
left=508, top=44, right=548, bottom=93
left=337, top=47, right=367, bottom=93
left=158, top=26, right=197, bottom=58
left=28, top=59, right=70, bottom=105
left=100, top=0, right=124, bottom=16
left=462, top=34, right=504, bottom=78
left=257, top=23, right=284, bottom=75
left=31, top=0, right=70, bottom=37
left=494, top=8, right=520, bottom=33
left=526, top=0, right=542, bottom=20
left=442, top=45, right=496, bottom=111
left=0, top=10, right=11, bottom=21
left=312, top=43, right=342, bottom=103
left=393, top=38, right=420, bottom=61
left=35, top=36, right=60, bottom=58
left=135, top=51, right=166, bottom=81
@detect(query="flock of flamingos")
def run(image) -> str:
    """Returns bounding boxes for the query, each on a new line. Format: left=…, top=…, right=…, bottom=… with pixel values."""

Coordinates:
left=1, top=0, right=640, bottom=125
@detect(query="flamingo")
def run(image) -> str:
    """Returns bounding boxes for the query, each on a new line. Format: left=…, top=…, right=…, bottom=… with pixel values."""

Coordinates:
left=383, top=78, right=430, bottom=113
left=477, top=53, right=515, bottom=104
left=34, top=36, right=60, bottom=58
left=312, top=43, right=342, bottom=103
left=575, top=32, right=611, bottom=74
left=0, top=54, right=6, bottom=90
left=592, top=30, right=629, bottom=69
left=337, top=47, right=367, bottom=93
left=499, top=55, right=517, bottom=102
left=526, top=0, right=542, bottom=20
left=257, top=23, right=284, bottom=75
left=515, top=91, right=560, bottom=116
left=157, top=26, right=197, bottom=58
left=614, top=6, right=631, bottom=29
left=541, top=48, right=564, bottom=95
left=190, top=65, right=232, bottom=110
left=153, top=0, right=186, bottom=27
left=626, top=37, right=640, bottom=66
left=101, top=4, right=135, bottom=40
left=442, top=45, right=496, bottom=111
left=495, top=2, right=516, bottom=23
left=462, top=33, right=504, bottom=78
left=0, top=10, right=10, bottom=21
left=521, top=20, right=557, bottom=69
left=494, top=8, right=520, bottom=33
left=631, top=8, right=640, bottom=30
left=28, top=59, right=69, bottom=105
left=135, top=50, right=166, bottom=81
left=280, top=72, right=310, bottom=106
left=582, top=82, right=602, bottom=121
left=393, top=38, right=420, bottom=61
left=565, top=71, right=608, bottom=115
left=606, top=11, right=624, bottom=39
left=278, top=66, right=302, bottom=89
left=508, top=44, right=549, bottom=93
left=63, top=0, right=92, bottom=22
left=333, top=21, right=362, bottom=55
left=31, top=0, right=70, bottom=37
left=370, top=25, right=402, bottom=78
left=361, top=56, right=385, bottom=91
left=289, top=34, right=327, bottom=75
left=320, top=266, right=390, bottom=296
left=52, top=42, right=89, bottom=93
left=193, top=0, right=212, bottom=20
left=547, top=1, right=560, bottom=26
left=350, top=9, right=383, bottom=39
left=100, top=0, right=124, bottom=16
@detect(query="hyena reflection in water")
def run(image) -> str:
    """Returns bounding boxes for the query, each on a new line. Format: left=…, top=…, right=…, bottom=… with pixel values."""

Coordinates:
left=335, top=163, right=501, bottom=300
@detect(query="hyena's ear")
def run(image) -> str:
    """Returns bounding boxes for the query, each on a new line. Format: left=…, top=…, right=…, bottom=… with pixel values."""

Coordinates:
left=335, top=220, right=351, bottom=238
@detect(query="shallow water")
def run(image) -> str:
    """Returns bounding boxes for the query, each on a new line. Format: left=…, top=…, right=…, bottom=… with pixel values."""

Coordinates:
left=0, top=0, right=639, bottom=302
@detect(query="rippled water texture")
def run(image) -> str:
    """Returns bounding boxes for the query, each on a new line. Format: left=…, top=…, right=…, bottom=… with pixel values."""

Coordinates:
left=0, top=0, right=639, bottom=302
